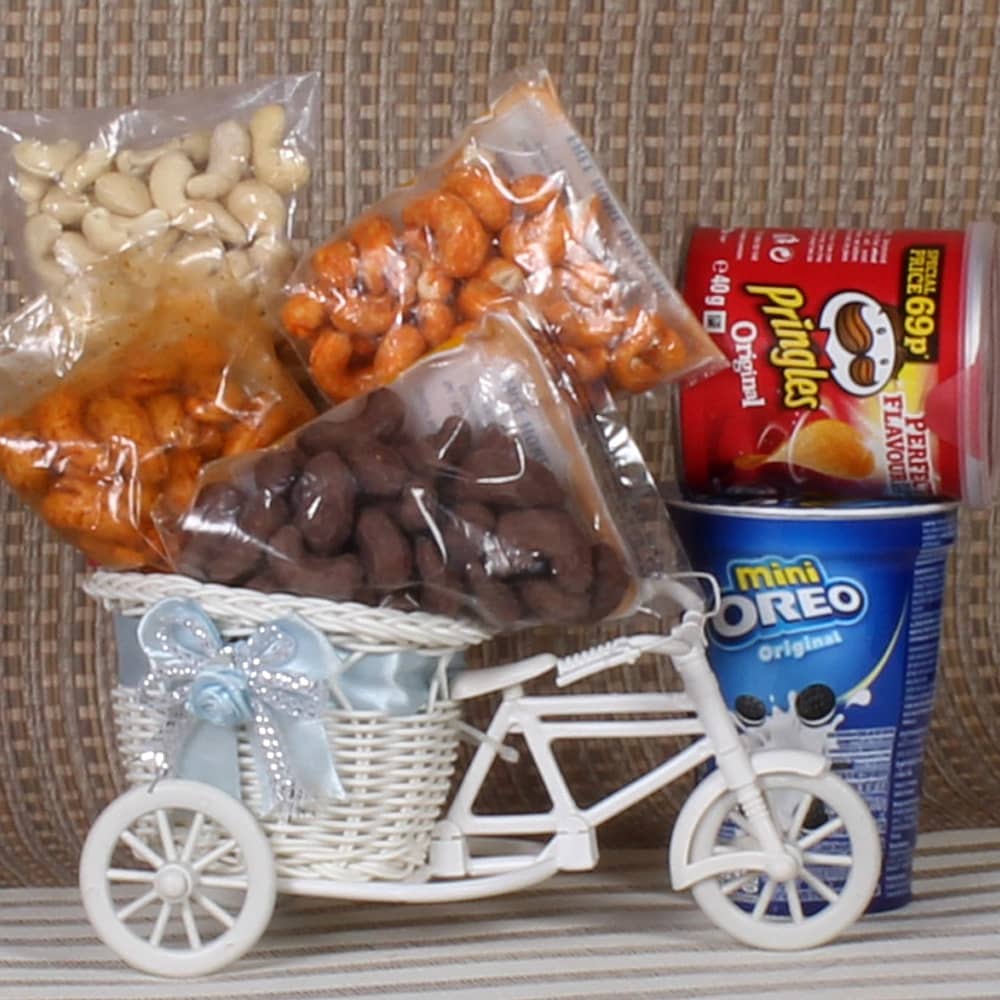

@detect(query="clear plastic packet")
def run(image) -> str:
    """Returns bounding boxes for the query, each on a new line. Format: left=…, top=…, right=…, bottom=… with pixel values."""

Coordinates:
left=0, top=244, right=317, bottom=571
left=160, top=312, right=697, bottom=628
left=0, top=74, right=318, bottom=300
left=279, top=65, right=722, bottom=403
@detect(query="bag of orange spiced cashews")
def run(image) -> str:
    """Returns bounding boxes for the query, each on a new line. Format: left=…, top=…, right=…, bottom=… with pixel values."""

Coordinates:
left=280, top=64, right=723, bottom=404
left=0, top=240, right=317, bottom=571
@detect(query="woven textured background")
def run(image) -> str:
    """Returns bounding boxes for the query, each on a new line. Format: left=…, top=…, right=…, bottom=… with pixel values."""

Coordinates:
left=0, top=0, right=998, bottom=886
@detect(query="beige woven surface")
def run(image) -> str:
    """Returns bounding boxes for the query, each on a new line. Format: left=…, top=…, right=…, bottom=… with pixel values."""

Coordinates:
left=0, top=0, right=998, bottom=886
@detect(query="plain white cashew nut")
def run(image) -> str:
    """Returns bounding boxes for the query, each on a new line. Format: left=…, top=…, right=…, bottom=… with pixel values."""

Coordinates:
left=24, top=212, right=66, bottom=286
left=186, top=120, right=250, bottom=200
left=224, top=179, right=287, bottom=237
left=114, top=130, right=212, bottom=176
left=80, top=208, right=130, bottom=253
left=115, top=138, right=181, bottom=176
left=127, top=208, right=172, bottom=240
left=224, top=248, right=255, bottom=286
left=175, top=201, right=247, bottom=246
left=52, top=231, right=103, bottom=273
left=13, top=138, right=81, bottom=179
left=180, top=130, right=212, bottom=167
left=138, top=227, right=183, bottom=258
left=93, top=172, right=153, bottom=216
left=149, top=150, right=247, bottom=245
left=81, top=207, right=169, bottom=254
left=40, top=188, right=91, bottom=226
left=148, top=150, right=197, bottom=215
left=167, top=233, right=226, bottom=277
left=249, top=232, right=295, bottom=286
left=249, top=105, right=310, bottom=195
left=13, top=170, right=50, bottom=208
left=25, top=212, right=62, bottom=258
left=60, top=146, right=113, bottom=194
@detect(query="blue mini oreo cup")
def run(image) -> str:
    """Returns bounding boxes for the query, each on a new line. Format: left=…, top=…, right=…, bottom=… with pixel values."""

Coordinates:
left=668, top=497, right=957, bottom=913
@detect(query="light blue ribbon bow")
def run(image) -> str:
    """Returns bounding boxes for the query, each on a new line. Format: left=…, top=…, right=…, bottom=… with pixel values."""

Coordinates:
left=137, top=597, right=346, bottom=817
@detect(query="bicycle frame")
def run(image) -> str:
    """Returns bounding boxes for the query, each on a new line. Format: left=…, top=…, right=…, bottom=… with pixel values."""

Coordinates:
left=448, top=695, right=710, bottom=863
left=436, top=611, right=790, bottom=882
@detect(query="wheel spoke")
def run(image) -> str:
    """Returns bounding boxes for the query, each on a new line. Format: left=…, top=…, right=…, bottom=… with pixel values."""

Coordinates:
left=155, top=809, right=179, bottom=862
left=711, top=838, right=748, bottom=856
left=751, top=878, right=776, bottom=920
left=107, top=867, right=157, bottom=884
left=726, top=808, right=751, bottom=837
left=802, top=850, right=853, bottom=868
left=149, top=901, right=172, bottom=947
left=192, top=838, right=239, bottom=873
left=798, top=815, right=845, bottom=851
left=800, top=867, right=841, bottom=905
left=181, top=812, right=207, bottom=862
left=788, top=793, right=814, bottom=840
left=786, top=881, right=804, bottom=923
left=120, top=829, right=164, bottom=870
left=181, top=900, right=203, bottom=950
left=116, top=888, right=159, bottom=922
left=198, top=873, right=250, bottom=891
left=195, top=892, right=236, bottom=930
left=721, top=872, right=759, bottom=897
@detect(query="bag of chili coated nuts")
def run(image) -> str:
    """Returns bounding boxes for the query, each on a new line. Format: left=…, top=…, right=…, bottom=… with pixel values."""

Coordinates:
left=160, top=312, right=694, bottom=629
left=278, top=65, right=722, bottom=405
left=0, top=242, right=317, bottom=571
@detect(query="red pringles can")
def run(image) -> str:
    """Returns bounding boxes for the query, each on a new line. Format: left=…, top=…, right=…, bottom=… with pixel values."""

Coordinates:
left=676, top=224, right=999, bottom=505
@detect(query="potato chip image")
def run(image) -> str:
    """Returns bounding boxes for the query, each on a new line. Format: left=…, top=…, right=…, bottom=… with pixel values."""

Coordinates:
left=734, top=418, right=875, bottom=480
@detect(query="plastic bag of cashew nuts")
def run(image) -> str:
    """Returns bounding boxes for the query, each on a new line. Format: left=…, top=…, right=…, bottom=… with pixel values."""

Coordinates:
left=279, top=64, right=723, bottom=406
left=158, top=310, right=699, bottom=630
left=0, top=242, right=317, bottom=571
left=0, top=73, right=318, bottom=302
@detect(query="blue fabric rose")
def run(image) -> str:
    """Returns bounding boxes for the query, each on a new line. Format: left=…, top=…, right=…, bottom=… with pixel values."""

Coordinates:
left=187, top=667, right=254, bottom=727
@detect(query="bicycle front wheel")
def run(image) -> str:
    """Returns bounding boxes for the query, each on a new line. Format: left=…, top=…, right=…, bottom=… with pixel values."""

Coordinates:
left=688, top=770, right=880, bottom=950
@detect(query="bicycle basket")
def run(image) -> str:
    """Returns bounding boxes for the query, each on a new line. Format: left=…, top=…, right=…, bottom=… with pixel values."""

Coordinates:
left=88, top=570, right=490, bottom=883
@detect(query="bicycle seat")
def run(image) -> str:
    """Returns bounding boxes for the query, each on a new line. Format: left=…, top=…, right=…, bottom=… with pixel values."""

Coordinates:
left=451, top=653, right=558, bottom=700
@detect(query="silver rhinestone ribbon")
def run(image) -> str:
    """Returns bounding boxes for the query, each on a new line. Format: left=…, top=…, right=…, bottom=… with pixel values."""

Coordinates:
left=137, top=597, right=346, bottom=818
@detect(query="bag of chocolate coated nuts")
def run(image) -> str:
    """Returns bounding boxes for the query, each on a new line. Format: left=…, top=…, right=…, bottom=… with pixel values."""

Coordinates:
left=159, top=312, right=694, bottom=629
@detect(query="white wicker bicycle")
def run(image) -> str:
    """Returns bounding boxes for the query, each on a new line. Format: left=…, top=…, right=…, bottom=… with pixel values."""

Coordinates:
left=79, top=570, right=881, bottom=977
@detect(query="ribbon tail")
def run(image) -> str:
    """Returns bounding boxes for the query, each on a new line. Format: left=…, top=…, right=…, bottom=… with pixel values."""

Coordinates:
left=176, top=720, right=242, bottom=803
left=280, top=715, right=347, bottom=805
left=144, top=702, right=193, bottom=782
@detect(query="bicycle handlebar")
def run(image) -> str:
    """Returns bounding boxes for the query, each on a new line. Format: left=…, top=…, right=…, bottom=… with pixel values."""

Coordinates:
left=555, top=614, right=705, bottom=687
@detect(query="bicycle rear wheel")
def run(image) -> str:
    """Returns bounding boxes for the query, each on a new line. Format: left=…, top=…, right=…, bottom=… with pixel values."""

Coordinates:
left=80, top=779, right=276, bottom=976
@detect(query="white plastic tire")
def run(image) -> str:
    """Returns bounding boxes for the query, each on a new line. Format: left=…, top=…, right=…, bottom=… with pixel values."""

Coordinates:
left=80, top=779, right=277, bottom=977
left=688, top=770, right=880, bottom=950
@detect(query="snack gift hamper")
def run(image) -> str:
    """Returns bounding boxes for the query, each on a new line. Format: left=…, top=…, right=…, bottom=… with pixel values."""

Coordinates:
left=0, top=65, right=885, bottom=977
left=80, top=568, right=492, bottom=977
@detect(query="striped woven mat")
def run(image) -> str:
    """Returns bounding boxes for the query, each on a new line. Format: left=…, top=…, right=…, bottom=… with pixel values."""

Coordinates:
left=2, top=830, right=1000, bottom=999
